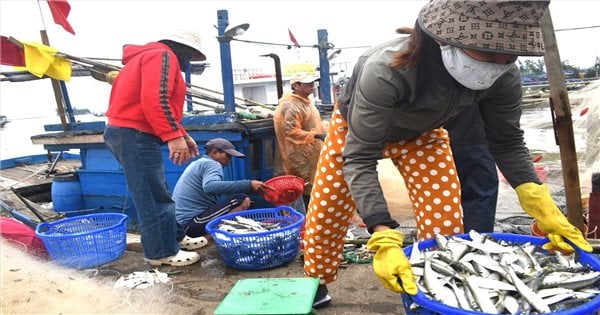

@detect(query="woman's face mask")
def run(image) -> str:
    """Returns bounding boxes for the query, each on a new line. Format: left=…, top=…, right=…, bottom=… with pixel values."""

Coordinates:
left=440, top=45, right=514, bottom=90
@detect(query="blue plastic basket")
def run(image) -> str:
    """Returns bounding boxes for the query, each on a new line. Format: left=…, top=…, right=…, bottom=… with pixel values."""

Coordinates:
left=205, top=206, right=304, bottom=270
left=35, top=213, right=128, bottom=269
left=401, top=233, right=600, bottom=315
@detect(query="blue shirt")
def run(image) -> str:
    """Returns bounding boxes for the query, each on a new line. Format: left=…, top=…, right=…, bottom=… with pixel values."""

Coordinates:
left=173, top=155, right=252, bottom=225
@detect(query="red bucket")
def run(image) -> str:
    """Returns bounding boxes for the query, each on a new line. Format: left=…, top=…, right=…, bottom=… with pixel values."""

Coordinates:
left=262, top=175, right=305, bottom=206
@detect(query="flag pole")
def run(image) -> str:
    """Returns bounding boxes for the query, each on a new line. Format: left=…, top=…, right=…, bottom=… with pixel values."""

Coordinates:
left=36, top=0, right=48, bottom=30
left=36, top=0, right=68, bottom=131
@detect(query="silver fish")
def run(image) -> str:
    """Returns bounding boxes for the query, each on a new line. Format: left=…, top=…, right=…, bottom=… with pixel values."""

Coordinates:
left=464, top=274, right=499, bottom=314
left=410, top=232, right=600, bottom=313
left=449, top=279, right=473, bottom=311
left=504, top=264, right=551, bottom=313
left=501, top=293, right=520, bottom=315
left=423, top=257, right=451, bottom=304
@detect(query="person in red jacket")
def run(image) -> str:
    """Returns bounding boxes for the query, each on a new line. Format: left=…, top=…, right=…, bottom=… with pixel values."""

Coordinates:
left=104, top=30, right=208, bottom=266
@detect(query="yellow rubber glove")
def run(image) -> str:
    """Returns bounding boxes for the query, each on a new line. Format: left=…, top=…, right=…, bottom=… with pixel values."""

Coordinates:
left=366, top=229, right=418, bottom=295
left=515, top=182, right=592, bottom=253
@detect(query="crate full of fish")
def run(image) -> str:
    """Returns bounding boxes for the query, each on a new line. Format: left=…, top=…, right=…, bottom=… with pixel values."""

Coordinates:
left=401, top=231, right=600, bottom=315
left=205, top=206, right=304, bottom=270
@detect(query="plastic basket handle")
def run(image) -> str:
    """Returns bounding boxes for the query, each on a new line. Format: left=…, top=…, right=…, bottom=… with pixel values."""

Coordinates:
left=35, top=222, right=50, bottom=234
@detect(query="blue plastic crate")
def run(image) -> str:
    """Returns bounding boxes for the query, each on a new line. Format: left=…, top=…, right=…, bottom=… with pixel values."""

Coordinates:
left=205, top=206, right=304, bottom=270
left=35, top=213, right=128, bottom=269
left=401, top=233, right=600, bottom=315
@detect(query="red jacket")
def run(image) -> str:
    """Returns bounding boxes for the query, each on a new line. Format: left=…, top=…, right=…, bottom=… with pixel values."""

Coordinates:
left=106, top=42, right=187, bottom=142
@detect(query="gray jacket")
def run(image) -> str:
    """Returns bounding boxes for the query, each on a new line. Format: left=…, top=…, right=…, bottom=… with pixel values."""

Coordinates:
left=339, top=36, right=539, bottom=231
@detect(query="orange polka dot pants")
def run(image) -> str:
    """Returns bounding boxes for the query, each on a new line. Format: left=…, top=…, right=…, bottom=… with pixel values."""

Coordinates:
left=303, top=104, right=463, bottom=285
left=383, top=132, right=464, bottom=238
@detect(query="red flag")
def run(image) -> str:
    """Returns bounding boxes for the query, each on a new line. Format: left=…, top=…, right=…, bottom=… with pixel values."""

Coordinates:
left=288, top=29, right=300, bottom=48
left=0, top=36, right=25, bottom=66
left=46, top=0, right=75, bottom=35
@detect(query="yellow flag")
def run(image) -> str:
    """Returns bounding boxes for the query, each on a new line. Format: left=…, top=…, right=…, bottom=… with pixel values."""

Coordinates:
left=22, top=41, right=72, bottom=81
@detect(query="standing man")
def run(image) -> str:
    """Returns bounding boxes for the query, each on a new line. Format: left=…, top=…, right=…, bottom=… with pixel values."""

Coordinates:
left=173, top=138, right=272, bottom=239
left=273, top=72, right=326, bottom=213
left=104, top=30, right=208, bottom=267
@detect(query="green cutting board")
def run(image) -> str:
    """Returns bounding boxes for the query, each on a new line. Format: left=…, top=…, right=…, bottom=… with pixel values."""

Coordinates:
left=214, top=277, right=320, bottom=315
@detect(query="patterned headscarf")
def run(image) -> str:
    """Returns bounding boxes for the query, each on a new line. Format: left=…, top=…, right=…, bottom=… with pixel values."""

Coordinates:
left=418, top=0, right=550, bottom=56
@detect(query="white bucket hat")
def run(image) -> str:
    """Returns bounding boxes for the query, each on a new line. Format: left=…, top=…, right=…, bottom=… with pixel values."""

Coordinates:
left=160, top=30, right=207, bottom=61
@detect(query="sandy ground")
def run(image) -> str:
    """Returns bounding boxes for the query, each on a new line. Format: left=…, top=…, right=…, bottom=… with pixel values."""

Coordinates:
left=1, top=159, right=414, bottom=315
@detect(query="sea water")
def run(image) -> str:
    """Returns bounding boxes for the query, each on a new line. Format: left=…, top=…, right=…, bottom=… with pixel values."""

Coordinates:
left=1, top=115, right=59, bottom=159
left=0, top=78, right=110, bottom=160
left=0, top=114, right=105, bottom=160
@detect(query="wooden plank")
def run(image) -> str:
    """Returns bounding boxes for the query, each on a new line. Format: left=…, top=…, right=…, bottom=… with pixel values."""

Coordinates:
left=39, top=30, right=69, bottom=131
left=31, top=134, right=104, bottom=145
left=541, top=10, right=585, bottom=231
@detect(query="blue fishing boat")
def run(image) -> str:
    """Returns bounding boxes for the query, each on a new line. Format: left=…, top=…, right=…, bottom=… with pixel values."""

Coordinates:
left=0, top=9, right=336, bottom=231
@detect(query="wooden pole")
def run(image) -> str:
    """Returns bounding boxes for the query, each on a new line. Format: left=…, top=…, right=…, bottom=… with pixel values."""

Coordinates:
left=540, top=10, right=585, bottom=231
left=39, top=30, right=68, bottom=131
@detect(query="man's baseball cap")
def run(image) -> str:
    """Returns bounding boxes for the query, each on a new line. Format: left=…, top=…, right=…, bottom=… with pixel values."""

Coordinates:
left=205, top=138, right=245, bottom=157
left=290, top=72, right=320, bottom=84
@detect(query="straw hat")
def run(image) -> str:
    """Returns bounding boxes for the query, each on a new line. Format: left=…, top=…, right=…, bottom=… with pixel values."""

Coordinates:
left=418, top=0, right=550, bottom=56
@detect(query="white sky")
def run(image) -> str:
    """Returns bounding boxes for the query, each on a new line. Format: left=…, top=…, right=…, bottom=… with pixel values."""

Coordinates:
left=2, top=0, right=599, bottom=68
left=0, top=0, right=599, bottom=116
